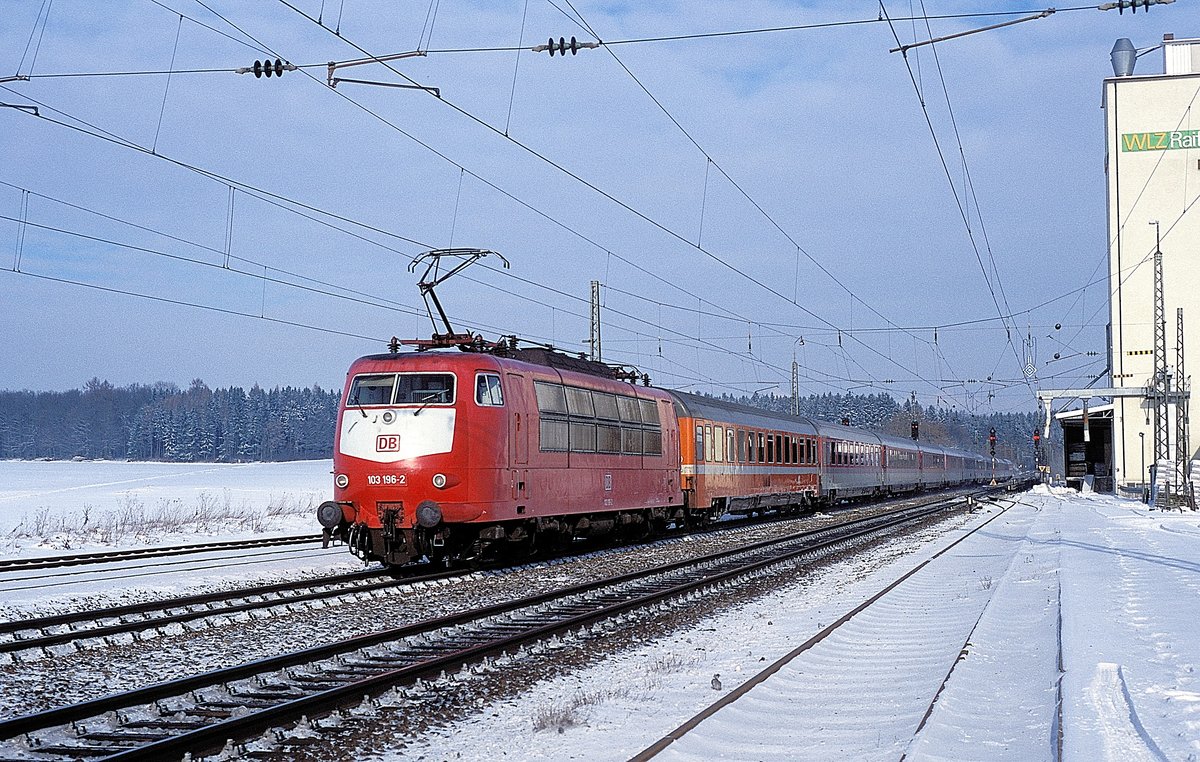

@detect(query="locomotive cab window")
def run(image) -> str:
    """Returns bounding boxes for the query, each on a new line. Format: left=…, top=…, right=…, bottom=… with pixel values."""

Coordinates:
left=474, top=373, right=504, bottom=406
left=348, top=374, right=395, bottom=406
left=395, top=373, right=455, bottom=405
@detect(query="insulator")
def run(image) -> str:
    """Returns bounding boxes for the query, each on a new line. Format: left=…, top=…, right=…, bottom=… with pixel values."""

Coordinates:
left=253, top=59, right=263, bottom=78
left=547, top=36, right=556, bottom=56
left=274, top=58, right=284, bottom=76
left=570, top=35, right=578, bottom=55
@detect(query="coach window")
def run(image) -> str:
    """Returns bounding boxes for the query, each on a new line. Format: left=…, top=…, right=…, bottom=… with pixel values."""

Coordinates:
left=766, top=434, right=774, bottom=464
left=747, top=431, right=756, bottom=463
left=715, top=426, right=725, bottom=462
left=728, top=429, right=736, bottom=464
left=705, top=424, right=714, bottom=462
left=737, top=430, right=746, bottom=462
left=695, top=425, right=705, bottom=462
left=474, top=373, right=504, bottom=406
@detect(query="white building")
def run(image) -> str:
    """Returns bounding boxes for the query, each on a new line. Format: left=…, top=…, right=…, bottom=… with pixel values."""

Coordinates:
left=1104, top=34, right=1200, bottom=491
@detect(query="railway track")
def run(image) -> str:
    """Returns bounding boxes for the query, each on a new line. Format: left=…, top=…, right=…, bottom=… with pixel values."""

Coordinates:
left=0, top=489, right=1000, bottom=762
left=0, top=535, right=324, bottom=573
left=0, top=485, right=989, bottom=660
left=0, top=568, right=418, bottom=659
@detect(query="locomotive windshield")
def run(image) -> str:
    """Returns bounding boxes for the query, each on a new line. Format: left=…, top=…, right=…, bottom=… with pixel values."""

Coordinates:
left=348, top=373, right=456, bottom=406
left=348, top=374, right=395, bottom=405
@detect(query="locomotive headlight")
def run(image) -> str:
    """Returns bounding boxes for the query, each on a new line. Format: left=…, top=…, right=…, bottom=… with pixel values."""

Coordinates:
left=382, top=410, right=396, bottom=424
left=335, top=473, right=349, bottom=489
left=432, top=473, right=447, bottom=489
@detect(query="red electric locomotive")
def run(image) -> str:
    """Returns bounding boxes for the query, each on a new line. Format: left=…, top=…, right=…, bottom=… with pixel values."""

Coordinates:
left=317, top=346, right=683, bottom=566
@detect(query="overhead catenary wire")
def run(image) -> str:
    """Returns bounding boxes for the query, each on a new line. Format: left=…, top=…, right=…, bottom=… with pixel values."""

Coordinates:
left=273, top=0, right=975, bottom=411
left=553, top=0, right=971, bottom=394
left=879, top=2, right=1035, bottom=406
left=3, top=4, right=1097, bottom=411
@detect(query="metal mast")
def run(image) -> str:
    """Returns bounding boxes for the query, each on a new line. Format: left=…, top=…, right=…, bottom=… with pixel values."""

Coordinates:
left=1177, top=307, right=1193, bottom=508
left=791, top=358, right=800, bottom=416
left=588, top=280, right=602, bottom=362
left=1152, top=224, right=1169, bottom=467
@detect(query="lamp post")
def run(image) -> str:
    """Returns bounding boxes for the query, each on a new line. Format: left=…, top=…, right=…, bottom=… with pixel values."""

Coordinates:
left=1139, top=431, right=1147, bottom=503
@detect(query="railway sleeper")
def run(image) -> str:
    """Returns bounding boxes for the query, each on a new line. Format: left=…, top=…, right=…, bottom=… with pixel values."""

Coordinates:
left=121, top=718, right=208, bottom=731
left=21, top=744, right=122, bottom=758
left=78, top=730, right=172, bottom=742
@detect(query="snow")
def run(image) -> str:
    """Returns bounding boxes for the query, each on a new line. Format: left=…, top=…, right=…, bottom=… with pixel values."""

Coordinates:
left=383, top=486, right=1200, bottom=762
left=1, top=463, right=1198, bottom=760
left=0, top=459, right=351, bottom=615
left=0, top=458, right=333, bottom=553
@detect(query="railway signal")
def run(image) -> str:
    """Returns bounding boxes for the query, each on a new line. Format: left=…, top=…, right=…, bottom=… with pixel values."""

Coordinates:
left=911, top=420, right=919, bottom=441
left=989, top=427, right=997, bottom=456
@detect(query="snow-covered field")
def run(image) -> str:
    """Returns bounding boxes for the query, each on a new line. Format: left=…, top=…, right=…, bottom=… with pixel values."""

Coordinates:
left=1, top=462, right=1197, bottom=761
left=0, top=459, right=332, bottom=555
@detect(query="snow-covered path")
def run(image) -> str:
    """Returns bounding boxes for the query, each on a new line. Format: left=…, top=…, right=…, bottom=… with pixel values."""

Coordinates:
left=657, top=496, right=1054, bottom=761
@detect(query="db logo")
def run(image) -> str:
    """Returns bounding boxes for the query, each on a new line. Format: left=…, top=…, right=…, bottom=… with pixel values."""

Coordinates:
left=376, top=435, right=400, bottom=452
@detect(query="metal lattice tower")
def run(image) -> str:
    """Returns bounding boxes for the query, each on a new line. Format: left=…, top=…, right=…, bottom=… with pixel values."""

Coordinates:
left=1152, top=233, right=1170, bottom=466
left=1177, top=308, right=1194, bottom=508
left=588, top=280, right=602, bottom=362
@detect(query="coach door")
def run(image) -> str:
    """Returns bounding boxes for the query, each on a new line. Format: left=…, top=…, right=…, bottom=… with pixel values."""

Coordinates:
left=506, top=373, right=529, bottom=466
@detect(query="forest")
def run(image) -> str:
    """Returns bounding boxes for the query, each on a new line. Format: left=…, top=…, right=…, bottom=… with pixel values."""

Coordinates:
left=0, top=379, right=1039, bottom=466
left=0, top=378, right=338, bottom=462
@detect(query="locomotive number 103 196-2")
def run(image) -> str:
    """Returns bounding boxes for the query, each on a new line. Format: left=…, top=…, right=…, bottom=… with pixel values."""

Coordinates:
left=366, top=474, right=406, bottom=486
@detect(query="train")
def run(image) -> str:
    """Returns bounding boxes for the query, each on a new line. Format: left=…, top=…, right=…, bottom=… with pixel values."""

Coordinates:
left=316, top=344, right=1015, bottom=567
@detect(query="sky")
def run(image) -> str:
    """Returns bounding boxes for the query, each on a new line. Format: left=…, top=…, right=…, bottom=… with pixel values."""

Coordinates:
left=0, top=1, right=1188, bottom=412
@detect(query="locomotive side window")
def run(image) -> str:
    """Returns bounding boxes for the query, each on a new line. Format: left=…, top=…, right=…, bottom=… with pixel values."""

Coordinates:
left=570, top=422, right=597, bottom=453
left=540, top=419, right=569, bottom=451
left=593, top=393, right=620, bottom=420
left=623, top=427, right=644, bottom=454
left=617, top=396, right=642, bottom=423
left=535, top=381, right=661, bottom=456
left=597, top=424, right=622, bottom=453
left=395, top=373, right=455, bottom=405
left=475, top=373, right=504, bottom=406
left=566, top=387, right=595, bottom=417
left=534, top=382, right=567, bottom=413
left=644, top=429, right=663, bottom=455
left=639, top=400, right=659, bottom=424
